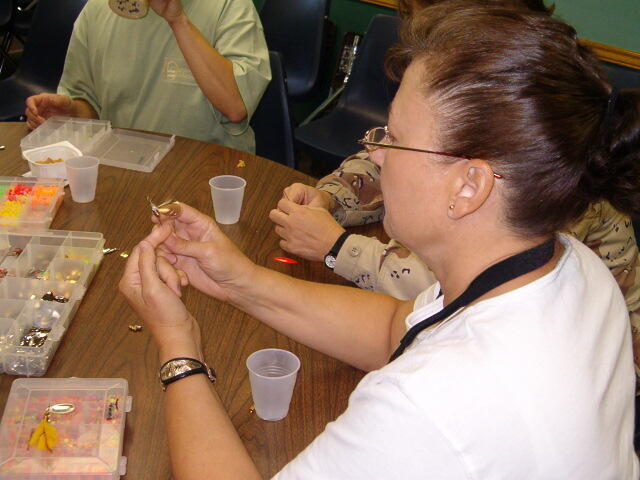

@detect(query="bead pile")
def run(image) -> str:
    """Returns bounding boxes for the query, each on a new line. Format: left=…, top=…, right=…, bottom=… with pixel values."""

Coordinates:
left=0, top=183, right=60, bottom=221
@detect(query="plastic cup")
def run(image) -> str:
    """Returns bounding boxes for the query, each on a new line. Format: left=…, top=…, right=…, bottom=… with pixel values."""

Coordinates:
left=65, top=156, right=99, bottom=203
left=246, top=348, right=300, bottom=421
left=209, top=175, right=246, bottom=224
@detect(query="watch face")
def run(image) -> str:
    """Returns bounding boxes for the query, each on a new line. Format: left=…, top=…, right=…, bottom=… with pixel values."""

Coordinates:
left=325, top=254, right=337, bottom=269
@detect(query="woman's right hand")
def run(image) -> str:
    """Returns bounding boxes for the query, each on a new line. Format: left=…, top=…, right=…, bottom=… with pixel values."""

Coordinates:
left=153, top=203, right=258, bottom=302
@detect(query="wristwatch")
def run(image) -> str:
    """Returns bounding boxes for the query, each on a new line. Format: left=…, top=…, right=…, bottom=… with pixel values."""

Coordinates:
left=159, top=357, right=216, bottom=391
left=324, top=231, right=351, bottom=270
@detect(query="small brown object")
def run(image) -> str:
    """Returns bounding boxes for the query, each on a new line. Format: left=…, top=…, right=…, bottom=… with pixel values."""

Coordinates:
left=36, top=157, right=64, bottom=165
left=128, top=324, right=143, bottom=332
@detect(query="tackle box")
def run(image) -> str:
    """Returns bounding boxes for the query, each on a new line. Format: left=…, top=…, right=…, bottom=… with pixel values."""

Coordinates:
left=0, top=377, right=130, bottom=479
left=0, top=230, right=104, bottom=376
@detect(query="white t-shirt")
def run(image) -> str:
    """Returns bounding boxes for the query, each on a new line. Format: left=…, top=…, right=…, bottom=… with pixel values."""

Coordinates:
left=274, top=235, right=639, bottom=479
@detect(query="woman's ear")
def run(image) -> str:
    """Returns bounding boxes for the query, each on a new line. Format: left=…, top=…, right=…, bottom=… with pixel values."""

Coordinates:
left=447, top=159, right=496, bottom=219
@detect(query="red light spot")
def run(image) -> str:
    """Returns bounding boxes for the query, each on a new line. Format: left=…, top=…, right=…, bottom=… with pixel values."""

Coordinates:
left=273, top=256, right=298, bottom=264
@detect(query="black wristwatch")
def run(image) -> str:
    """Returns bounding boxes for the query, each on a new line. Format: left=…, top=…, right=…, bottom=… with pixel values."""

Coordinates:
left=324, top=231, right=351, bottom=270
left=159, top=357, right=216, bottom=391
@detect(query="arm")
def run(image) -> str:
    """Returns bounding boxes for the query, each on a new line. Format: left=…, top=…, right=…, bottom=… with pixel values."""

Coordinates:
left=269, top=196, right=438, bottom=300
left=153, top=205, right=410, bottom=371
left=316, top=151, right=385, bottom=227
left=152, top=0, right=269, bottom=123
left=333, top=237, right=438, bottom=300
left=25, top=94, right=97, bottom=130
left=119, top=243, right=261, bottom=480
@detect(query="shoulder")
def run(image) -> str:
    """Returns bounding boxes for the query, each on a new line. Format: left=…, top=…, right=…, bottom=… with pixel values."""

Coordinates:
left=83, top=0, right=109, bottom=17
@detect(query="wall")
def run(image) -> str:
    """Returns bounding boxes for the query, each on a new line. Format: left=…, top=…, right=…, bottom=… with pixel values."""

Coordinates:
left=553, top=0, right=640, bottom=53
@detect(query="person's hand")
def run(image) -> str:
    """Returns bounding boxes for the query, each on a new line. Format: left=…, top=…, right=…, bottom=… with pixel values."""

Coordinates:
left=149, top=0, right=184, bottom=24
left=24, top=94, right=75, bottom=130
left=152, top=204, right=258, bottom=301
left=119, top=231, right=201, bottom=358
left=282, top=183, right=334, bottom=210
left=269, top=198, right=346, bottom=262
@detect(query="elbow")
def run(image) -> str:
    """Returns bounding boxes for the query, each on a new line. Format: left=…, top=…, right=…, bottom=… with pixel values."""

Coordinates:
left=224, top=103, right=247, bottom=124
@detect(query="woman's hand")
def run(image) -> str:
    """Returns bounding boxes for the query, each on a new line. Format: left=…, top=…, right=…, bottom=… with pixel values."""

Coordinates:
left=149, top=0, right=184, bottom=24
left=119, top=232, right=201, bottom=359
left=152, top=204, right=258, bottom=301
left=24, top=94, right=74, bottom=130
left=269, top=198, right=346, bottom=262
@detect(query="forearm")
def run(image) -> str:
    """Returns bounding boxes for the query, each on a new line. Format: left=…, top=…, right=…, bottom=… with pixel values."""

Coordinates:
left=71, top=98, right=98, bottom=119
left=227, top=266, right=404, bottom=371
left=156, top=332, right=261, bottom=480
left=169, top=15, right=247, bottom=122
left=164, top=377, right=261, bottom=480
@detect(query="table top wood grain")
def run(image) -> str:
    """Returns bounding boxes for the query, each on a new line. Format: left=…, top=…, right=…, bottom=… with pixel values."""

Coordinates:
left=0, top=122, right=386, bottom=478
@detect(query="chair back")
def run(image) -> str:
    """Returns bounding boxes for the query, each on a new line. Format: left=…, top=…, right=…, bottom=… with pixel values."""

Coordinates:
left=0, top=1, right=13, bottom=27
left=16, top=0, right=87, bottom=89
left=603, top=61, right=640, bottom=245
left=260, top=0, right=329, bottom=99
left=334, top=14, right=400, bottom=128
left=251, top=51, right=296, bottom=168
left=603, top=62, right=640, bottom=90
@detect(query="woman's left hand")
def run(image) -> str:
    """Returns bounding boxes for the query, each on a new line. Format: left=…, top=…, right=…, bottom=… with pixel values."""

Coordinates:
left=119, top=228, right=201, bottom=358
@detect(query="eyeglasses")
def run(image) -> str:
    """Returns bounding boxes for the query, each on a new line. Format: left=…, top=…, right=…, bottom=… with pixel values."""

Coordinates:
left=358, top=126, right=503, bottom=179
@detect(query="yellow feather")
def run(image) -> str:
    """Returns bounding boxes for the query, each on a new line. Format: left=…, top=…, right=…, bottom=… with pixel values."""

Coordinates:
left=28, top=420, right=45, bottom=448
left=28, top=417, right=58, bottom=451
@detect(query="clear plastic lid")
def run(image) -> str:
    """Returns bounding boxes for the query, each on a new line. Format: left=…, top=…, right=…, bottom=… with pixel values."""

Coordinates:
left=20, top=117, right=175, bottom=173
left=0, top=378, right=130, bottom=479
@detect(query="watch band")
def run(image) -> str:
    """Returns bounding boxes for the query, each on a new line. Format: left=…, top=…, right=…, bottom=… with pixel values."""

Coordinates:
left=324, top=231, right=351, bottom=270
left=159, top=357, right=216, bottom=391
left=328, top=231, right=351, bottom=258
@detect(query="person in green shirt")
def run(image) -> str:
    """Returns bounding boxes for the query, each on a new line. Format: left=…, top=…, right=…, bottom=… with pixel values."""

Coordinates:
left=24, top=0, right=271, bottom=153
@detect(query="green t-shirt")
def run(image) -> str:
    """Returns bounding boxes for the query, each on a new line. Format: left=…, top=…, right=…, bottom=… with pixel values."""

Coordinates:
left=58, top=0, right=270, bottom=153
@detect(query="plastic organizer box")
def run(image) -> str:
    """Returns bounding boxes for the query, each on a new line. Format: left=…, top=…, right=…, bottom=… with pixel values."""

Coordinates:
left=0, top=178, right=65, bottom=233
left=0, top=378, right=130, bottom=479
left=20, top=116, right=175, bottom=173
left=0, top=230, right=104, bottom=376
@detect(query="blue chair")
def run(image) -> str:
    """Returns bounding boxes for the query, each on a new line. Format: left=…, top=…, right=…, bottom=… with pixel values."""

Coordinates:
left=294, top=14, right=400, bottom=175
left=602, top=61, right=640, bottom=247
left=0, top=0, right=15, bottom=76
left=0, top=0, right=87, bottom=121
left=603, top=62, right=640, bottom=90
left=259, top=0, right=331, bottom=100
left=251, top=51, right=296, bottom=168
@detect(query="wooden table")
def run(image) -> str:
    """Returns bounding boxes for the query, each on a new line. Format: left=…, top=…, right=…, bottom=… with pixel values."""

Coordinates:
left=0, top=123, right=385, bottom=478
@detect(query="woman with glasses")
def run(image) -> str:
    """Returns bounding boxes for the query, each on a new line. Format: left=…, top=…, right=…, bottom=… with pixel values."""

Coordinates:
left=119, top=3, right=640, bottom=478
left=271, top=0, right=640, bottom=390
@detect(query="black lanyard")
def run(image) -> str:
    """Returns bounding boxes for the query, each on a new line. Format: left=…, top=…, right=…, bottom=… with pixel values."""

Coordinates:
left=389, top=238, right=556, bottom=362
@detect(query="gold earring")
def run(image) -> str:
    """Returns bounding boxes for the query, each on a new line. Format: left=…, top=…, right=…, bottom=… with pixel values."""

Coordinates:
left=448, top=204, right=454, bottom=210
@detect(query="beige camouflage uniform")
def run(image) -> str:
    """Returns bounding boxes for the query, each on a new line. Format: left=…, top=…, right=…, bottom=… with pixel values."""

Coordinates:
left=317, top=151, right=640, bottom=382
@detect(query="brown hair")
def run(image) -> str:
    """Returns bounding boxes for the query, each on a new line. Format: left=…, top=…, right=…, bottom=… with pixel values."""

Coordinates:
left=387, top=1, right=640, bottom=236
left=397, top=0, right=553, bottom=19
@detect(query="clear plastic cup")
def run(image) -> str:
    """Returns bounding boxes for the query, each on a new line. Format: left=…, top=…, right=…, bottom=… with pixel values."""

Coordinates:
left=65, top=156, right=99, bottom=203
left=209, top=175, right=246, bottom=224
left=246, top=348, right=300, bottom=421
